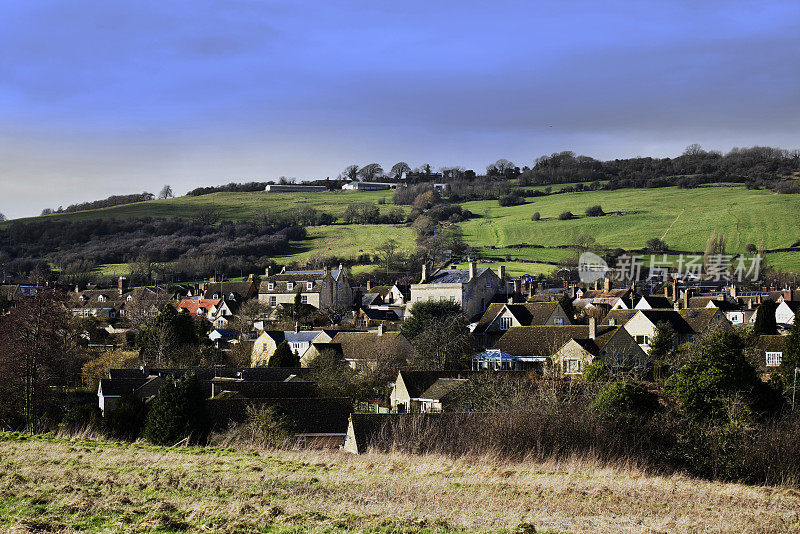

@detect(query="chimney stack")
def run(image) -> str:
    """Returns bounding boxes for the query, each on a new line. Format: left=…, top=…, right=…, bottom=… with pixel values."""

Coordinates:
left=603, top=277, right=611, bottom=292
left=682, top=290, right=688, bottom=309
left=118, top=276, right=127, bottom=296
left=468, top=260, right=476, bottom=280
left=499, top=265, right=506, bottom=280
left=265, top=266, right=271, bottom=277
left=513, top=279, right=521, bottom=295
left=366, top=280, right=371, bottom=291
left=730, top=284, right=737, bottom=300
left=294, top=321, right=299, bottom=333
left=377, top=324, right=384, bottom=336
left=589, top=317, right=596, bottom=340
left=421, top=264, right=428, bottom=283
left=247, top=273, right=253, bottom=281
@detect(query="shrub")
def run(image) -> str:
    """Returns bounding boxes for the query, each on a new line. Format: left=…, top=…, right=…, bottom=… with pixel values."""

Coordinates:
left=498, top=191, right=525, bottom=207
left=646, top=237, right=668, bottom=252
left=583, top=360, right=611, bottom=382
left=753, top=299, right=778, bottom=335
left=531, top=212, right=540, bottom=221
left=60, top=403, right=103, bottom=433
left=591, top=379, right=659, bottom=418
left=558, top=211, right=574, bottom=221
left=745, top=243, right=758, bottom=254
left=665, top=328, right=780, bottom=422
left=105, top=393, right=148, bottom=441
left=585, top=205, right=605, bottom=217
left=269, top=340, right=300, bottom=367
left=143, top=373, right=210, bottom=445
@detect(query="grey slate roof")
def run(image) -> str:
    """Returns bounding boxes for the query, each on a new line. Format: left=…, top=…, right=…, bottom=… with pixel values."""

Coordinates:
left=424, top=267, right=490, bottom=284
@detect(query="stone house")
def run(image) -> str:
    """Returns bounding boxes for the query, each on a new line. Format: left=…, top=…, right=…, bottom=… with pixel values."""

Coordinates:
left=301, top=328, right=415, bottom=369
left=251, top=329, right=328, bottom=366
left=258, top=266, right=352, bottom=310
left=472, top=301, right=573, bottom=348
left=410, top=261, right=503, bottom=320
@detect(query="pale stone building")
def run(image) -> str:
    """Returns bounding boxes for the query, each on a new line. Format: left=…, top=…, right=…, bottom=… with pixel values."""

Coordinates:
left=409, top=261, right=503, bottom=320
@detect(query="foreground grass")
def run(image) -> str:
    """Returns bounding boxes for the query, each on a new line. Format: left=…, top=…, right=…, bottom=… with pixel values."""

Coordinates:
left=1, top=432, right=799, bottom=533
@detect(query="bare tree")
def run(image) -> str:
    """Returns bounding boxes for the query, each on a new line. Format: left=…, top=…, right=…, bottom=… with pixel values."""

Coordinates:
left=340, top=164, right=359, bottom=181
left=390, top=162, right=410, bottom=180
left=158, top=185, right=174, bottom=199
left=0, top=212, right=6, bottom=221
left=375, top=239, right=400, bottom=280
left=358, top=163, right=384, bottom=182
left=487, top=158, right=515, bottom=176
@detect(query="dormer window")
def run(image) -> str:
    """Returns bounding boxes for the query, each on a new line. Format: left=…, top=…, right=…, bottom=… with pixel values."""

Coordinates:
left=268, top=282, right=275, bottom=291
left=287, top=282, right=294, bottom=290
left=307, top=282, right=313, bottom=290
left=98, top=295, right=106, bottom=302
left=229, top=293, right=235, bottom=300
left=500, top=316, right=512, bottom=330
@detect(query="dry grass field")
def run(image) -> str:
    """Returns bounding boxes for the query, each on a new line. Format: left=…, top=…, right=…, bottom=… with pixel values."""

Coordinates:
left=2, top=432, right=799, bottom=533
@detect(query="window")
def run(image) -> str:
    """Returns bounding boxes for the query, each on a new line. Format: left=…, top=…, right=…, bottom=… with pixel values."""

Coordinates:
left=301, top=295, right=308, bottom=305
left=486, top=281, right=492, bottom=288
left=500, top=316, right=512, bottom=330
left=267, top=282, right=275, bottom=291
left=553, top=317, right=564, bottom=326
left=563, top=359, right=581, bottom=374
left=287, top=282, right=294, bottom=290
left=766, top=351, right=782, bottom=367
left=307, top=282, right=313, bottom=290
left=269, top=296, right=277, bottom=306
left=634, top=335, right=650, bottom=345
left=323, top=281, right=327, bottom=288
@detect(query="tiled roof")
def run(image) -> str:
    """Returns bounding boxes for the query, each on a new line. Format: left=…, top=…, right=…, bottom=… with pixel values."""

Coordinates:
left=495, top=325, right=618, bottom=357
left=474, top=302, right=562, bottom=333
left=636, top=310, right=694, bottom=334
left=329, top=331, right=413, bottom=362
left=177, top=299, right=221, bottom=314
left=423, top=267, right=491, bottom=284
left=261, top=330, right=326, bottom=344
left=417, top=378, right=468, bottom=400
left=600, top=309, right=638, bottom=326
left=678, top=308, right=725, bottom=333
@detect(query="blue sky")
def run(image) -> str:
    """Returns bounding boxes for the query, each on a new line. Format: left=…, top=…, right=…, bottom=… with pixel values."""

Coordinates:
left=2, top=1, right=800, bottom=218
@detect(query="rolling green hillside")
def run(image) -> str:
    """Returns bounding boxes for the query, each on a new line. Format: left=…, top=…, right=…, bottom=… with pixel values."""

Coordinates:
left=5, top=184, right=800, bottom=274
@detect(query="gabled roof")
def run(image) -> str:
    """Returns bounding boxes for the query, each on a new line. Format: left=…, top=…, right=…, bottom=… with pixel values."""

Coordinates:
left=98, top=377, right=151, bottom=397
left=634, top=309, right=694, bottom=335
left=423, top=267, right=492, bottom=284
left=260, top=330, right=325, bottom=344
left=779, top=301, right=800, bottom=312
left=600, top=309, right=638, bottom=326
left=756, top=335, right=785, bottom=353
left=636, top=295, right=673, bottom=309
left=203, top=281, right=256, bottom=299
left=495, top=325, right=618, bottom=357
left=357, top=307, right=403, bottom=321
left=397, top=370, right=477, bottom=398
left=474, top=302, right=564, bottom=333
left=678, top=308, right=726, bottom=333
left=328, top=331, right=412, bottom=362
left=417, top=378, right=468, bottom=400
left=177, top=299, right=221, bottom=314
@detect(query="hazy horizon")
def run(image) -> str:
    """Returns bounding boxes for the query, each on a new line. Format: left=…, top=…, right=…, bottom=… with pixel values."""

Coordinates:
left=3, top=1, right=800, bottom=219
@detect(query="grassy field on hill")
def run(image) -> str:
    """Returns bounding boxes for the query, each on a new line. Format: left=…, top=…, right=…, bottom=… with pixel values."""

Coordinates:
left=2, top=432, right=799, bottom=533
left=6, top=184, right=800, bottom=274
left=4, top=189, right=405, bottom=226
left=462, top=185, right=800, bottom=253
